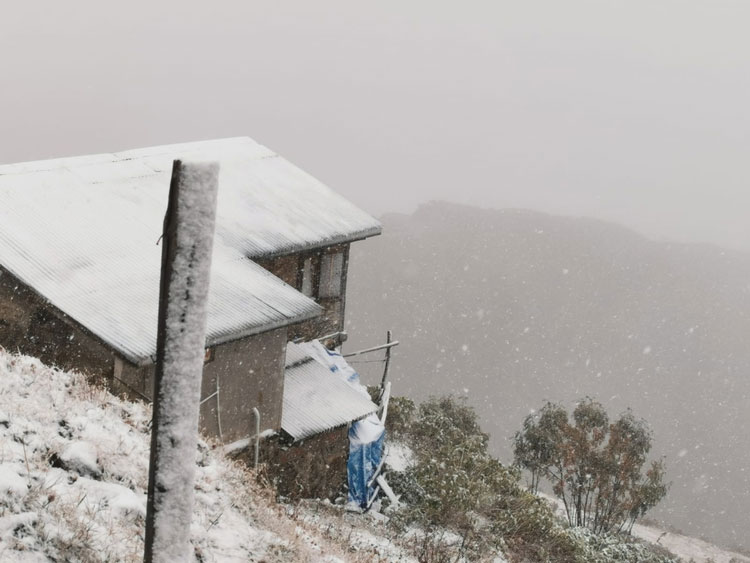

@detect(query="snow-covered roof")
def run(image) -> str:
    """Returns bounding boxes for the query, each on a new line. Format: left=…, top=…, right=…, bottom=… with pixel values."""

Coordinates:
left=0, top=137, right=381, bottom=365
left=282, top=342, right=377, bottom=441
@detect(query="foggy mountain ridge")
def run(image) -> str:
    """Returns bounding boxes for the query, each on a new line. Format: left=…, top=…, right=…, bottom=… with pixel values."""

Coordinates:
left=345, top=201, right=750, bottom=553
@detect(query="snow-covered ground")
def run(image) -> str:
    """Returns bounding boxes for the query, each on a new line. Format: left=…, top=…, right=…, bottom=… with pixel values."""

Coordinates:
left=287, top=499, right=510, bottom=563
left=538, top=493, right=750, bottom=563
left=632, top=522, right=750, bottom=563
left=0, top=350, right=352, bottom=562
left=384, top=442, right=415, bottom=473
left=0, top=349, right=508, bottom=562
left=288, top=500, right=420, bottom=563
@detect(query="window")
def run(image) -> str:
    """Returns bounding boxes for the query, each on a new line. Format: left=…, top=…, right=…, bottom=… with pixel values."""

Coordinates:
left=301, top=257, right=314, bottom=297
left=319, top=252, right=344, bottom=298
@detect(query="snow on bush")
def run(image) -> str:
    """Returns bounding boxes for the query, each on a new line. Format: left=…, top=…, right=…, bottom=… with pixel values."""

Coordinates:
left=561, top=526, right=678, bottom=563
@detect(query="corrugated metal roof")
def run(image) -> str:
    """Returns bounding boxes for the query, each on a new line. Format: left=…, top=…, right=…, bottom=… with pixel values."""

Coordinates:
left=284, top=342, right=311, bottom=368
left=0, top=138, right=382, bottom=257
left=281, top=343, right=377, bottom=441
left=0, top=137, right=382, bottom=365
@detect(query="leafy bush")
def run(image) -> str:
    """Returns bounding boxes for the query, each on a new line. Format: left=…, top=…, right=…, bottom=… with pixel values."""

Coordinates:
left=560, top=526, right=677, bottom=563
left=513, top=398, right=669, bottom=535
left=389, top=396, right=568, bottom=559
left=388, top=395, right=676, bottom=563
left=383, top=395, right=416, bottom=439
left=400, top=397, right=520, bottom=524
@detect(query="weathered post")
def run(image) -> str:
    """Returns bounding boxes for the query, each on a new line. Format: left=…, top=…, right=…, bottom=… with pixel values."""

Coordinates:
left=144, top=160, right=220, bottom=563
left=380, top=330, right=393, bottom=390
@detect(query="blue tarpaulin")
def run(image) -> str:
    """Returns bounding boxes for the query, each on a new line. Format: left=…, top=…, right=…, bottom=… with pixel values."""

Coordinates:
left=297, top=341, right=386, bottom=508
left=347, top=414, right=385, bottom=509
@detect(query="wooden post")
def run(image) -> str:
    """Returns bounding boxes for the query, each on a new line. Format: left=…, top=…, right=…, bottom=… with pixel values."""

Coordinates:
left=144, top=160, right=220, bottom=563
left=380, top=330, right=393, bottom=390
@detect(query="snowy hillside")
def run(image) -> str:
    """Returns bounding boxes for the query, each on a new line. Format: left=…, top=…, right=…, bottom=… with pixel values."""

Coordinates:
left=0, top=349, right=494, bottom=562
left=1, top=348, right=745, bottom=562
left=0, top=350, right=355, bottom=562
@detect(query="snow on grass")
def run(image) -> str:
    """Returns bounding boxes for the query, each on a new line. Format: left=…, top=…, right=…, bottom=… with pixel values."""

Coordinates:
left=57, top=441, right=101, bottom=478
left=632, top=522, right=750, bottom=563
left=0, top=350, right=353, bottom=562
left=384, top=442, right=415, bottom=473
left=287, top=499, right=420, bottom=563
left=288, top=498, right=511, bottom=563
left=0, top=464, right=28, bottom=498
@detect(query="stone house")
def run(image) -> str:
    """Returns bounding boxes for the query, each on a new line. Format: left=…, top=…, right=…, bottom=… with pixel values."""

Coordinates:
left=0, top=137, right=381, bottom=460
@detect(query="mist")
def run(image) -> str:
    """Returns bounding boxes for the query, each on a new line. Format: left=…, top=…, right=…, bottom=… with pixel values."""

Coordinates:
left=346, top=203, right=750, bottom=551
left=3, top=0, right=750, bottom=554
left=3, top=1, right=750, bottom=249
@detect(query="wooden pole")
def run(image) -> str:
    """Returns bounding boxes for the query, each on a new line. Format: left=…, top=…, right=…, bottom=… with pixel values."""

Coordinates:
left=144, top=160, right=220, bottom=563
left=342, top=339, right=399, bottom=358
left=380, top=330, right=393, bottom=390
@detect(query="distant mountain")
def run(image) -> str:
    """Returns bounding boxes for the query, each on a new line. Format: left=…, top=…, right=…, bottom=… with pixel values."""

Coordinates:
left=345, top=201, right=750, bottom=553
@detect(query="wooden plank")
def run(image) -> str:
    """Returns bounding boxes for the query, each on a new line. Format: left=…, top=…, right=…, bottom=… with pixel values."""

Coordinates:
left=343, top=340, right=399, bottom=358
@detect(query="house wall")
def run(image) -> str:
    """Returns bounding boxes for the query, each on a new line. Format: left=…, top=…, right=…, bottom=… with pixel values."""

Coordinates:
left=200, top=329, right=287, bottom=442
left=251, top=426, right=350, bottom=500
left=1, top=267, right=288, bottom=444
left=0, top=268, right=118, bottom=387
left=255, top=244, right=350, bottom=343
left=260, top=254, right=299, bottom=287
left=116, top=329, right=288, bottom=444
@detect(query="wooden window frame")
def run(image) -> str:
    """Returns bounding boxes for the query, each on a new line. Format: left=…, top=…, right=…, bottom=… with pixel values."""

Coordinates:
left=298, top=255, right=317, bottom=298
left=319, top=250, right=344, bottom=298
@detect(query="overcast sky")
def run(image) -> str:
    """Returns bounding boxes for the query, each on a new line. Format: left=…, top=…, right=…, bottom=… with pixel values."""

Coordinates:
left=3, top=1, right=749, bottom=249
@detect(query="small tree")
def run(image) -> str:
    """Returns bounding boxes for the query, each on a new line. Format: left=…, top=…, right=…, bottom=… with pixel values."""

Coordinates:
left=513, top=398, right=669, bottom=534
left=406, top=396, right=518, bottom=527
left=512, top=402, right=568, bottom=495
left=392, top=396, right=533, bottom=559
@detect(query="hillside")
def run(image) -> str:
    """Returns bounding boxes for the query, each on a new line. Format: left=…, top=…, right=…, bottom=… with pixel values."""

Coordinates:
left=1, top=347, right=747, bottom=561
left=345, top=202, right=750, bottom=553
left=0, top=349, right=388, bottom=562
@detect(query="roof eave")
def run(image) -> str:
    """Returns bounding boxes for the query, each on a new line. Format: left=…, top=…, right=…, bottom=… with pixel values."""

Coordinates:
left=284, top=408, right=377, bottom=442
left=127, top=304, right=323, bottom=367
left=248, top=225, right=382, bottom=260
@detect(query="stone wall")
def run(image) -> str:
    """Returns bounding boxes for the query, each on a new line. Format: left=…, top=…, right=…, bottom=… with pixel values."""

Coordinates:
left=255, top=244, right=350, bottom=343
left=256, top=426, right=350, bottom=500
left=0, top=267, right=117, bottom=387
